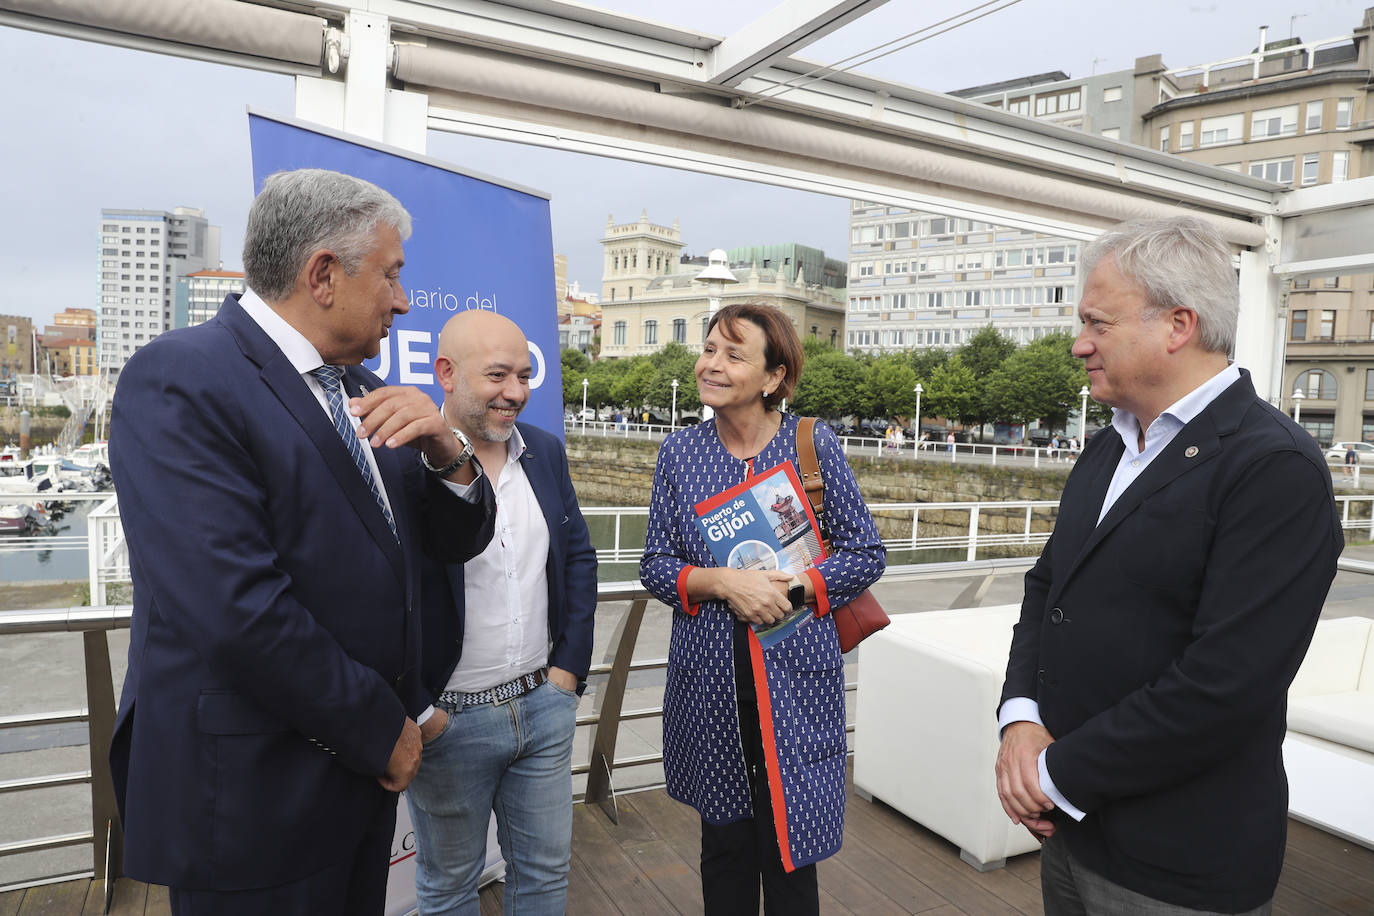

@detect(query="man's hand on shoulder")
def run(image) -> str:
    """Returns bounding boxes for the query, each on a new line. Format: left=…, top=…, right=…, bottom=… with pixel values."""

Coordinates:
left=378, top=717, right=422, bottom=793
left=996, top=721, right=1056, bottom=826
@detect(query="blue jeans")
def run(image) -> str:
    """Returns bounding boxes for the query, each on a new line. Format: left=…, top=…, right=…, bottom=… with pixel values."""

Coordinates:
left=405, top=679, right=578, bottom=916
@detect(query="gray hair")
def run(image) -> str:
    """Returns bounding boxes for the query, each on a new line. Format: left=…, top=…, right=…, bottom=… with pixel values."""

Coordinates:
left=242, top=169, right=412, bottom=301
left=1081, top=215, right=1238, bottom=355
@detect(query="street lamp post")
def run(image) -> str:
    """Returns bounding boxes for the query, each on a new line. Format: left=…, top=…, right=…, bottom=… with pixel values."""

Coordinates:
left=913, top=383, right=923, bottom=455
left=1079, top=385, right=1090, bottom=442
left=695, top=249, right=738, bottom=421
left=581, top=377, right=589, bottom=434
left=670, top=378, right=679, bottom=430
left=1292, top=387, right=1305, bottom=425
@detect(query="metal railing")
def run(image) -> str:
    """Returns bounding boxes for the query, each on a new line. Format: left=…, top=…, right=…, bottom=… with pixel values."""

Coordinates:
left=0, top=558, right=1037, bottom=894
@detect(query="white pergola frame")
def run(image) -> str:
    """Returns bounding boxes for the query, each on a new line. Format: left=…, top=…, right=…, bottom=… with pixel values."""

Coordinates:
left=4, top=0, right=1371, bottom=403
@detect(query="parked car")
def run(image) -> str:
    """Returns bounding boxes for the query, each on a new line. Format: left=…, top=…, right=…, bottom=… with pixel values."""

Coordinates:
left=1326, top=441, right=1374, bottom=465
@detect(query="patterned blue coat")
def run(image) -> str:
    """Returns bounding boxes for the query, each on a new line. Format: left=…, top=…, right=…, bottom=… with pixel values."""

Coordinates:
left=640, top=414, right=885, bottom=870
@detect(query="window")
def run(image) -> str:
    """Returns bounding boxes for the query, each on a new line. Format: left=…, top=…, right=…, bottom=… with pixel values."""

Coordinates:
left=1319, top=310, right=1336, bottom=339
left=1179, top=121, right=1194, bottom=149
left=1291, top=310, right=1307, bottom=339
left=1101, top=127, right=1121, bottom=141
left=1034, top=88, right=1080, bottom=116
left=1159, top=126, right=1170, bottom=151
left=1336, top=98, right=1353, bottom=129
left=1250, top=105, right=1298, bottom=139
left=1333, top=151, right=1349, bottom=183
left=927, top=217, right=948, bottom=235
left=1200, top=113, right=1243, bottom=146
left=1103, top=86, right=1123, bottom=103
left=1323, top=276, right=1340, bottom=289
left=1306, top=102, right=1323, bottom=132
left=643, top=320, right=657, bottom=345
left=1367, top=369, right=1374, bottom=400
left=613, top=321, right=626, bottom=346
left=1302, top=153, right=1321, bottom=186
left=1248, top=157, right=1294, bottom=185
left=1008, top=96, right=1029, bottom=116
left=672, top=318, right=686, bottom=343
left=702, top=316, right=710, bottom=341
left=1301, top=368, right=1337, bottom=399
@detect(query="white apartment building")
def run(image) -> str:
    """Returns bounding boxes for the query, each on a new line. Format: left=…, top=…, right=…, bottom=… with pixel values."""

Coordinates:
left=97, top=207, right=220, bottom=373
left=177, top=269, right=245, bottom=328
left=844, top=203, right=1080, bottom=353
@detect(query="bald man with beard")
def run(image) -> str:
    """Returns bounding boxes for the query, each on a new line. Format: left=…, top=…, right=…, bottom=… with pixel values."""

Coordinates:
left=404, top=310, right=596, bottom=916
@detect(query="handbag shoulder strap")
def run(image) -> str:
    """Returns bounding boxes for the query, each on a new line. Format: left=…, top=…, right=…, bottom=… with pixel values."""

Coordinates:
left=796, top=417, right=825, bottom=519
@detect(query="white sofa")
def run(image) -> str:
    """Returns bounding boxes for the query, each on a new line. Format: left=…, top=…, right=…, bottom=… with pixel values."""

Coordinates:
left=853, top=604, right=1036, bottom=871
left=1283, top=615, right=1374, bottom=849
left=853, top=610, right=1374, bottom=873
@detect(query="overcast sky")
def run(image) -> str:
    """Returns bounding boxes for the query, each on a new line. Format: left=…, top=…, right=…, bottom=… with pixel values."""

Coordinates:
left=0, top=0, right=1365, bottom=325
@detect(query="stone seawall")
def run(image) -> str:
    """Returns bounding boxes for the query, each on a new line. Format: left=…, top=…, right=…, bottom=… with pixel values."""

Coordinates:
left=565, top=433, right=1074, bottom=550
left=0, top=407, right=66, bottom=445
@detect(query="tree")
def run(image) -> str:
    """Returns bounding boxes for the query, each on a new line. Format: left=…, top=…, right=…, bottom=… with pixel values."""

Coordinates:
left=859, top=355, right=918, bottom=420
left=560, top=349, right=591, bottom=406
left=645, top=343, right=701, bottom=415
left=792, top=346, right=867, bottom=418
left=983, top=333, right=1083, bottom=430
left=585, top=358, right=630, bottom=411
left=611, top=358, right=657, bottom=410
left=957, top=326, right=1017, bottom=439
left=921, top=357, right=980, bottom=426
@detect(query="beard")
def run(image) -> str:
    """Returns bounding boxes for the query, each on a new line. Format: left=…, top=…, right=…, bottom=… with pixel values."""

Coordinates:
left=450, top=390, right=523, bottom=443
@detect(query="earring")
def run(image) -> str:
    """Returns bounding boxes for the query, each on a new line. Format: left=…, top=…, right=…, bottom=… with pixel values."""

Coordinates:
left=762, top=389, right=770, bottom=397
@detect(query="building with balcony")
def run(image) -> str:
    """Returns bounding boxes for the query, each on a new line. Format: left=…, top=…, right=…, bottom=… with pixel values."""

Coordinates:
left=1137, top=12, right=1374, bottom=445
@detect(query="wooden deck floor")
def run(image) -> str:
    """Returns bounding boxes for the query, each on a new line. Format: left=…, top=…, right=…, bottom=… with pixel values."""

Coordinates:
left=5, top=775, right=1373, bottom=915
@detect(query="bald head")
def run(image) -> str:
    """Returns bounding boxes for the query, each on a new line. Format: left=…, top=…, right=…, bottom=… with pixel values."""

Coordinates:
left=436, top=310, right=531, bottom=443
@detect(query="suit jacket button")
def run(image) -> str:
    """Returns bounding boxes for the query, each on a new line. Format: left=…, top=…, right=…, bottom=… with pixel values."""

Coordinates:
left=1049, top=607, right=1064, bottom=624
left=1037, top=668, right=1046, bottom=683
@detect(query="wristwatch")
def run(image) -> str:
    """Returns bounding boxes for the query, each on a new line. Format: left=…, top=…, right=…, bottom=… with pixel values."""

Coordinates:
left=421, top=426, right=475, bottom=477
left=787, top=575, right=806, bottom=611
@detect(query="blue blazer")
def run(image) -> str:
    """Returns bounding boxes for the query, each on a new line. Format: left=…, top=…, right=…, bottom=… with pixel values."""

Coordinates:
left=420, top=421, right=597, bottom=696
left=1001, top=371, right=1342, bottom=911
left=108, top=295, right=495, bottom=891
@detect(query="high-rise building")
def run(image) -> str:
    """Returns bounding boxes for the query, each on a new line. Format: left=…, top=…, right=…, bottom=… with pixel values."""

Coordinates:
left=844, top=206, right=1081, bottom=352
left=97, top=207, right=220, bottom=373
left=176, top=269, right=246, bottom=328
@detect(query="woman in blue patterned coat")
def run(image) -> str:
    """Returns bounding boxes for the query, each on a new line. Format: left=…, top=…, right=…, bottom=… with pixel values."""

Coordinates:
left=640, top=302, right=885, bottom=914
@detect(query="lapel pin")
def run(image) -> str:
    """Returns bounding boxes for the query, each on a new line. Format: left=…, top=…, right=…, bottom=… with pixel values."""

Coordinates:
left=1184, top=446, right=1199, bottom=458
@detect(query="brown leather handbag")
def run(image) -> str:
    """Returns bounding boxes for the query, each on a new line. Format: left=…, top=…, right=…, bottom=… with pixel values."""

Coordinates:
left=796, top=417, right=890, bottom=653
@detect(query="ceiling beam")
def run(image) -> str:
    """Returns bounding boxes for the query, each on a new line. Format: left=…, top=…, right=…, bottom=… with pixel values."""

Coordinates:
left=707, top=0, right=892, bottom=87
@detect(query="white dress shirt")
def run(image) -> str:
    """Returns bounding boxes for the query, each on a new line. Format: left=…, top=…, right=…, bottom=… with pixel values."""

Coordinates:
left=999, top=363, right=1241, bottom=820
left=443, top=426, right=552, bottom=693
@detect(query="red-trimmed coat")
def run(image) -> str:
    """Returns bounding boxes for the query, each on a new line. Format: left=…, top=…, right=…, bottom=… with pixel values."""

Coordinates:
left=640, top=415, right=885, bottom=869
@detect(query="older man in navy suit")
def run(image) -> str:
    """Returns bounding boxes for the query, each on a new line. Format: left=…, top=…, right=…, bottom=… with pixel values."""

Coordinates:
left=405, top=310, right=597, bottom=916
left=996, top=216, right=1342, bottom=915
left=109, top=169, right=495, bottom=915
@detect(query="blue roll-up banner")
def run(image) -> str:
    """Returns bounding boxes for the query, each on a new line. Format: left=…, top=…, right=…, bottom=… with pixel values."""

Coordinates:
left=247, top=110, right=561, bottom=440
left=249, top=112, right=552, bottom=915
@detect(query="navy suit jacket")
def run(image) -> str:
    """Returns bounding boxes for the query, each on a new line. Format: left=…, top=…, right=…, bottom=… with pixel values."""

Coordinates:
left=108, top=295, right=495, bottom=891
left=1001, top=371, right=1343, bottom=911
left=420, top=421, right=597, bottom=697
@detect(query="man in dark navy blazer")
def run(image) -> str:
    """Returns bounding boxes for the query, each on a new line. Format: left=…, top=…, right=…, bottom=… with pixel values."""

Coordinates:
left=996, top=216, right=1343, bottom=915
left=109, top=169, right=495, bottom=915
left=405, top=309, right=596, bottom=915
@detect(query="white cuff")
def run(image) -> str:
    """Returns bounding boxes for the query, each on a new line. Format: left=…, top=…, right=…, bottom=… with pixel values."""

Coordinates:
left=440, top=462, right=484, bottom=501
left=997, top=696, right=1044, bottom=733
left=416, top=704, right=436, bottom=727
left=1038, top=749, right=1087, bottom=821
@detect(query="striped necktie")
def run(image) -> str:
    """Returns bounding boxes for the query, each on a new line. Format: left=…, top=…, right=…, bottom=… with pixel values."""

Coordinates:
left=310, top=365, right=398, bottom=541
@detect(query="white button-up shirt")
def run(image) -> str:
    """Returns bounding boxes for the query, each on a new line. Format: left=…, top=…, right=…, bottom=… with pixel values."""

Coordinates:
left=443, top=427, right=551, bottom=693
